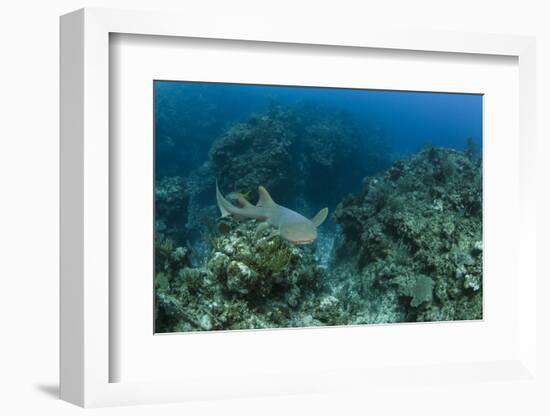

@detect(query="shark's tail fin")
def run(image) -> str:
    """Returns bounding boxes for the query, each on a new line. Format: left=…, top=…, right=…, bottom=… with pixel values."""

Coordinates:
left=216, top=180, right=232, bottom=217
left=216, top=181, right=269, bottom=222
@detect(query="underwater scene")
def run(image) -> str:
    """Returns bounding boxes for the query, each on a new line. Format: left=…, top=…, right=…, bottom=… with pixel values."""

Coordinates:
left=154, top=81, right=483, bottom=333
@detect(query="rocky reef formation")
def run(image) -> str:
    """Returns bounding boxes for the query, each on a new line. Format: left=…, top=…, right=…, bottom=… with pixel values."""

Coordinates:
left=155, top=176, right=189, bottom=245
left=208, top=103, right=391, bottom=208
left=155, top=221, right=346, bottom=332
left=333, top=146, right=482, bottom=322
left=209, top=105, right=297, bottom=202
left=155, top=146, right=483, bottom=332
left=297, top=108, right=390, bottom=207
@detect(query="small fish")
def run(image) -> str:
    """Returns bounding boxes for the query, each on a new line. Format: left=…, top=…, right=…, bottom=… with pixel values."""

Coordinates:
left=239, top=190, right=252, bottom=201
left=216, top=181, right=328, bottom=245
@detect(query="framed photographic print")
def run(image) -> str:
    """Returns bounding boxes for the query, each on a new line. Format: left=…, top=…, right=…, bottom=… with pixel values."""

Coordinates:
left=60, top=8, right=538, bottom=407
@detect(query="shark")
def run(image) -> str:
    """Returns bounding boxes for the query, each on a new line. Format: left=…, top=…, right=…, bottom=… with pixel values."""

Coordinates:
left=216, top=182, right=328, bottom=245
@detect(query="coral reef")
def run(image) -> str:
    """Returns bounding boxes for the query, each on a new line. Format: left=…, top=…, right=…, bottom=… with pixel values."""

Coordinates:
left=155, top=176, right=189, bottom=245
left=209, top=105, right=296, bottom=201
left=333, top=147, right=482, bottom=322
left=208, top=103, right=392, bottom=208
left=155, top=221, right=348, bottom=332
left=298, top=113, right=364, bottom=206
left=155, top=146, right=483, bottom=332
left=296, top=105, right=391, bottom=207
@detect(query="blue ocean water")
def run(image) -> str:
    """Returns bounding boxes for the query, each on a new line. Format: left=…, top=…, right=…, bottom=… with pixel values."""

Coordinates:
left=155, top=81, right=482, bottom=174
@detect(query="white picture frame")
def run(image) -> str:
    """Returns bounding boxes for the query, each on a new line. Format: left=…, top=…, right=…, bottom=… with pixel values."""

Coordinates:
left=60, top=7, right=538, bottom=407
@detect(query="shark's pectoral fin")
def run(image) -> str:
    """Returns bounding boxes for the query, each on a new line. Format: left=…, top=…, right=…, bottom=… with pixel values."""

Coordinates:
left=256, top=221, right=270, bottom=235
left=311, top=208, right=329, bottom=227
left=266, top=228, right=280, bottom=241
left=218, top=205, right=231, bottom=218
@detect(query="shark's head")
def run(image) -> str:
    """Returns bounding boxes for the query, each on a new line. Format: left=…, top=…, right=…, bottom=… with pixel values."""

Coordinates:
left=279, top=220, right=317, bottom=245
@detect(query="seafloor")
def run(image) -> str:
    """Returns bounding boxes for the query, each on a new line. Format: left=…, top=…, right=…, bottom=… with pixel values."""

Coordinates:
left=154, top=104, right=482, bottom=332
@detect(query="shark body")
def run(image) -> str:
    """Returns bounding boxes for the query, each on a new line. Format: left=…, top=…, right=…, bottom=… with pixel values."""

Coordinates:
left=216, top=182, right=328, bottom=245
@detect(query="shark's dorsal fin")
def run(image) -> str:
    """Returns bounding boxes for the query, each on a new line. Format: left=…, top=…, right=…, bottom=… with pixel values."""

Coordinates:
left=311, top=208, right=329, bottom=227
left=257, top=186, right=275, bottom=207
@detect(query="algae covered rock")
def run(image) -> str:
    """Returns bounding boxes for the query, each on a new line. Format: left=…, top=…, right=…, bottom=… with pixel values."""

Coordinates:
left=155, top=176, right=189, bottom=244
left=208, top=103, right=391, bottom=208
left=333, top=147, right=482, bottom=321
left=155, top=145, right=483, bottom=332
left=209, top=221, right=324, bottom=303
left=209, top=105, right=296, bottom=200
left=155, top=221, right=334, bottom=332
left=298, top=110, right=376, bottom=206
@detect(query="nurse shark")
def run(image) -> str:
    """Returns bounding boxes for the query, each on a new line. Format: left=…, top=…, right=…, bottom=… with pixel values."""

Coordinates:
left=216, top=182, right=328, bottom=245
